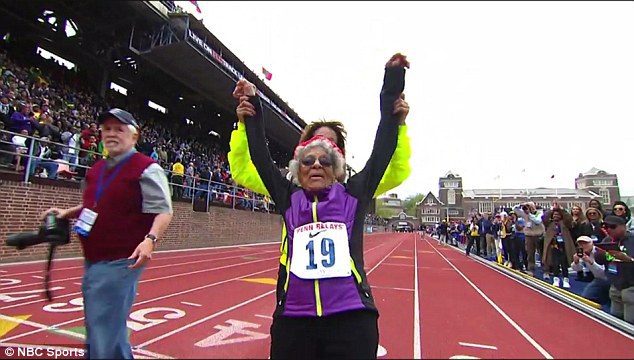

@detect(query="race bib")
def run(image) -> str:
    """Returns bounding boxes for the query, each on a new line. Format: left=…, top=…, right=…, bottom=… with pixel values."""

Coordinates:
left=290, top=222, right=351, bottom=280
left=73, top=208, right=98, bottom=237
left=556, top=236, right=564, bottom=243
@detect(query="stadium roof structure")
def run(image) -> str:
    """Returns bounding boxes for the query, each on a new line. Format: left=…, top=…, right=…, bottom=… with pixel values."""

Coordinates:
left=462, top=188, right=599, bottom=199
left=128, top=10, right=307, bottom=148
left=0, top=0, right=307, bottom=154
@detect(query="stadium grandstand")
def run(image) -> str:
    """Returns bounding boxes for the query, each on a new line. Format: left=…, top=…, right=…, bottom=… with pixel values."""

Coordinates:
left=0, top=0, right=314, bottom=212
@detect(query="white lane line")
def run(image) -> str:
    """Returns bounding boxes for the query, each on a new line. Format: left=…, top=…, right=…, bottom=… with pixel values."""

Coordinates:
left=3, top=240, right=393, bottom=343
left=413, top=233, right=421, bottom=359
left=459, top=341, right=498, bottom=350
left=180, top=301, right=202, bottom=307
left=136, top=235, right=399, bottom=348
left=0, top=270, right=8, bottom=273
left=137, top=289, right=276, bottom=348
left=255, top=314, right=272, bottom=319
left=31, top=275, right=43, bottom=279
left=0, top=266, right=278, bottom=342
left=0, top=255, right=279, bottom=310
left=424, top=238, right=553, bottom=359
left=73, top=282, right=82, bottom=286
left=371, top=285, right=414, bottom=292
left=1, top=251, right=280, bottom=292
left=0, top=241, right=281, bottom=267
left=444, top=243, right=634, bottom=341
left=368, top=239, right=404, bottom=275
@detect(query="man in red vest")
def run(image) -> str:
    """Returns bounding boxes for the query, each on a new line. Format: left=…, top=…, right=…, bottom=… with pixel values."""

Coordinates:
left=43, top=108, right=173, bottom=358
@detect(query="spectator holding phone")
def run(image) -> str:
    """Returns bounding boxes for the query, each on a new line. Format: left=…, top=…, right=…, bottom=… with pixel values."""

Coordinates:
left=594, top=216, right=634, bottom=324
left=572, top=236, right=610, bottom=304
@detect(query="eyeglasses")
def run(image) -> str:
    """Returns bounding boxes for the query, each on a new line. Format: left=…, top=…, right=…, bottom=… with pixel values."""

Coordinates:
left=614, top=207, right=626, bottom=212
left=300, top=155, right=333, bottom=167
left=587, top=212, right=598, bottom=216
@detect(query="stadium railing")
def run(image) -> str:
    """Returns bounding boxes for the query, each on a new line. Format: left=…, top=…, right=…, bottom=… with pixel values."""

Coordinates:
left=0, top=128, right=275, bottom=213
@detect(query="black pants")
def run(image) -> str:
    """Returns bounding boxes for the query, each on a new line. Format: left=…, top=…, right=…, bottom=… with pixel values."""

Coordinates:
left=550, top=246, right=569, bottom=277
left=466, top=235, right=481, bottom=255
left=270, top=310, right=378, bottom=359
left=508, top=235, right=521, bottom=270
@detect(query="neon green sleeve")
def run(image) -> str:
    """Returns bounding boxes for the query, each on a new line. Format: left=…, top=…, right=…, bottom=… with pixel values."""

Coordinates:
left=373, top=125, right=411, bottom=198
left=227, top=121, right=270, bottom=196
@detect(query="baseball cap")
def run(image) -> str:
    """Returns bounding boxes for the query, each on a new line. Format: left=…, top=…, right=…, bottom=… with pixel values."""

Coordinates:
left=98, top=108, right=139, bottom=128
left=603, top=215, right=626, bottom=226
left=577, top=236, right=593, bottom=243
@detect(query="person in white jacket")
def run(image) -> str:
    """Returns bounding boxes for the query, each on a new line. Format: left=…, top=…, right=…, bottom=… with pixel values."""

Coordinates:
left=513, top=202, right=546, bottom=277
left=572, top=236, right=610, bottom=305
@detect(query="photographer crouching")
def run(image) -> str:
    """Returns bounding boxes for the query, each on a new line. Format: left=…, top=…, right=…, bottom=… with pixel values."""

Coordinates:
left=40, top=109, right=173, bottom=358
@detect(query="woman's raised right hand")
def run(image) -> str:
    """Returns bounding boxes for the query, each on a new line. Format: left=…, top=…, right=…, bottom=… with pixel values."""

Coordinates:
left=386, top=53, right=410, bottom=69
left=236, top=96, right=256, bottom=122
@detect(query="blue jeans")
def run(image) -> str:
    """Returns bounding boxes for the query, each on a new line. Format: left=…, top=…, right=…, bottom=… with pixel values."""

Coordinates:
left=29, top=158, right=59, bottom=179
left=82, top=258, right=144, bottom=359
left=582, top=277, right=611, bottom=305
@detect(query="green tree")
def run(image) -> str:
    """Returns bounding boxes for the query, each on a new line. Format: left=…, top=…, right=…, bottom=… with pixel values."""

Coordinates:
left=403, top=193, right=425, bottom=216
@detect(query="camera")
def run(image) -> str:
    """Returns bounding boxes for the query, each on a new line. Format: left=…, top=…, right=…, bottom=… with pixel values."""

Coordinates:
left=521, top=205, right=529, bottom=212
left=5, top=212, right=71, bottom=302
left=576, top=247, right=584, bottom=257
left=5, top=212, right=70, bottom=250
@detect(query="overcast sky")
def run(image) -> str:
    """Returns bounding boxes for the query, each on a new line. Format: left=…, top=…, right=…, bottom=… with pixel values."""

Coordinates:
left=182, top=1, right=634, bottom=199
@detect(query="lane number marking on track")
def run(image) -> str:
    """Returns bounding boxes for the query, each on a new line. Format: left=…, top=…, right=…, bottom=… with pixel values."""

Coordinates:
left=127, top=307, right=187, bottom=332
left=0, top=287, right=65, bottom=303
left=43, top=297, right=84, bottom=313
left=195, top=319, right=269, bottom=348
left=42, top=297, right=187, bottom=333
left=0, top=279, right=21, bottom=286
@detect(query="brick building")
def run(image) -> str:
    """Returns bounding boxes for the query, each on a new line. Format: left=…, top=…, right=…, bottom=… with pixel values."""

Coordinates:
left=575, top=168, right=621, bottom=207
left=417, top=168, right=621, bottom=224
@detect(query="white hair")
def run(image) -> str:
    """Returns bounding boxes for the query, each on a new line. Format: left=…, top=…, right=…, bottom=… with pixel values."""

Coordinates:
left=100, top=123, right=138, bottom=135
left=288, top=140, right=345, bottom=187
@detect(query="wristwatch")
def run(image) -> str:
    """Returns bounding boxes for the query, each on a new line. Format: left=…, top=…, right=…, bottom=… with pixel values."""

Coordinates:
left=145, top=234, right=158, bottom=244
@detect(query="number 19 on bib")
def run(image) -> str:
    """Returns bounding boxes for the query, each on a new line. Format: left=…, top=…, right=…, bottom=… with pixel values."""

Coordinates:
left=290, top=223, right=352, bottom=280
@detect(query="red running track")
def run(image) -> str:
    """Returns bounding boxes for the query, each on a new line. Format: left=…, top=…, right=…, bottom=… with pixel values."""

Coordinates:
left=0, top=232, right=632, bottom=359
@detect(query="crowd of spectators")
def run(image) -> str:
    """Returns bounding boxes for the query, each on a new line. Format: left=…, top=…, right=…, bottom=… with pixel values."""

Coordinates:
left=432, top=199, right=634, bottom=324
left=0, top=46, right=289, bottom=212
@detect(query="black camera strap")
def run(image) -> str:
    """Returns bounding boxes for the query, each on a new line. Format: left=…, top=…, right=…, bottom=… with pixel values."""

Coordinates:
left=44, top=243, right=56, bottom=302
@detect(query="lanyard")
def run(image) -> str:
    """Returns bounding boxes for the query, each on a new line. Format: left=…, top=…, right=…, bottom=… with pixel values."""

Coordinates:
left=95, top=153, right=134, bottom=206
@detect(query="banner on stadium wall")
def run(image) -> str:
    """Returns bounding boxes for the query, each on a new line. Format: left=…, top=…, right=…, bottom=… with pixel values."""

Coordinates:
left=186, top=29, right=300, bottom=130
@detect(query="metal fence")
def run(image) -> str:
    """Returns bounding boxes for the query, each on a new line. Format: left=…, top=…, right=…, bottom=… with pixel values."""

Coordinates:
left=0, top=128, right=275, bottom=213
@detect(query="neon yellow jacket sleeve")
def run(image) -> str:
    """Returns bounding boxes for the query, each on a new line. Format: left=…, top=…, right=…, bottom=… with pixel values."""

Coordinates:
left=373, top=125, right=411, bottom=198
left=228, top=121, right=270, bottom=196
left=228, top=122, right=412, bottom=198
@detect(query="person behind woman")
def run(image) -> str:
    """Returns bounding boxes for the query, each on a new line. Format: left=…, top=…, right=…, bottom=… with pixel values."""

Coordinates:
left=611, top=201, right=632, bottom=230
left=570, top=205, right=589, bottom=281
left=229, top=81, right=411, bottom=269
left=580, top=207, right=605, bottom=243
left=542, top=204, right=575, bottom=288
left=588, top=198, right=609, bottom=218
left=236, top=54, right=408, bottom=359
